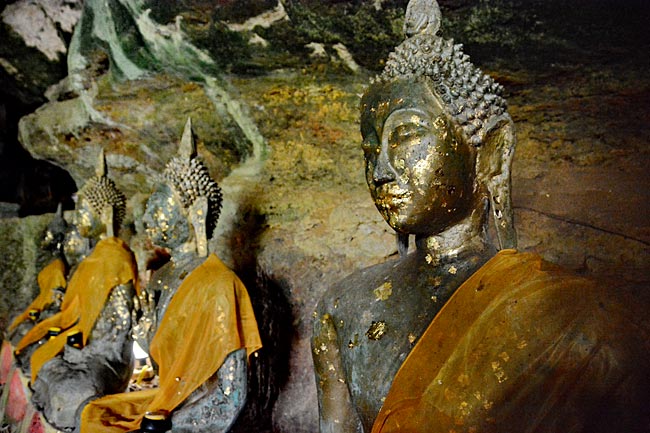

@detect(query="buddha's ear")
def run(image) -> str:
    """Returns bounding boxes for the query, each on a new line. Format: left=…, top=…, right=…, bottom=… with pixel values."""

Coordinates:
left=101, top=206, right=115, bottom=238
left=476, top=114, right=517, bottom=250
left=189, top=196, right=209, bottom=257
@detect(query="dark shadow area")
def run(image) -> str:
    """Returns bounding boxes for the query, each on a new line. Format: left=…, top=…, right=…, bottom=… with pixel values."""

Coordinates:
left=0, top=99, right=77, bottom=216
left=226, top=199, right=293, bottom=433
left=442, top=0, right=650, bottom=74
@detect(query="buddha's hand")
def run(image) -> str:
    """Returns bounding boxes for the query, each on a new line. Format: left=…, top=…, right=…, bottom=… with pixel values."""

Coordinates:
left=132, top=289, right=156, bottom=348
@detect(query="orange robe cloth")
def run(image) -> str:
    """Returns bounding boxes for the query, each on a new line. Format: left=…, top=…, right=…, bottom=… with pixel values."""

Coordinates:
left=14, top=237, right=137, bottom=379
left=372, top=249, right=650, bottom=433
left=8, top=258, right=67, bottom=332
left=80, top=253, right=262, bottom=433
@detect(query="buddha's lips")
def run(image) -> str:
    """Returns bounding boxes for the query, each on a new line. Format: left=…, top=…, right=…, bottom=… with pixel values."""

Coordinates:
left=374, top=185, right=412, bottom=208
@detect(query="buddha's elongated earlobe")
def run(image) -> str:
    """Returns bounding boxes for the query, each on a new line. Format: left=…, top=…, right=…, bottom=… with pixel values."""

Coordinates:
left=189, top=196, right=209, bottom=257
left=101, top=206, right=115, bottom=238
left=477, top=115, right=517, bottom=249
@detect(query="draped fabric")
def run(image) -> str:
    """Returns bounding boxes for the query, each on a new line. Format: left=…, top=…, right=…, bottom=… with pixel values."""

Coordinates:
left=372, top=249, right=650, bottom=433
left=80, top=253, right=262, bottom=433
left=14, top=237, right=137, bottom=379
left=8, top=258, right=67, bottom=331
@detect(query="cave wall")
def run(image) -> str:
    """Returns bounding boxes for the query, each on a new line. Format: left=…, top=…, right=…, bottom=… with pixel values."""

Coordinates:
left=0, top=1, right=649, bottom=431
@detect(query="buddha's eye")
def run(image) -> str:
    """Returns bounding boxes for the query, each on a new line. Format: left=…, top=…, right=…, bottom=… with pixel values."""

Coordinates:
left=361, top=130, right=379, bottom=154
left=389, top=123, right=430, bottom=145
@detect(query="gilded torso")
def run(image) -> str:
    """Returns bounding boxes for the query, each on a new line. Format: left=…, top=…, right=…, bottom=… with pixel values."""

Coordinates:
left=316, top=248, right=492, bottom=430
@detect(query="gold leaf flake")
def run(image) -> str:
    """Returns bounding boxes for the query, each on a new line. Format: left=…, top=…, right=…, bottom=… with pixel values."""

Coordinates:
left=366, top=321, right=387, bottom=340
left=374, top=281, right=393, bottom=301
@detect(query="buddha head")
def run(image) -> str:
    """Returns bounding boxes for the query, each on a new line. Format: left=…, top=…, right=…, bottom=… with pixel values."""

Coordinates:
left=41, top=203, right=68, bottom=254
left=143, top=118, right=222, bottom=257
left=63, top=224, right=87, bottom=269
left=360, top=0, right=516, bottom=250
left=73, top=149, right=126, bottom=240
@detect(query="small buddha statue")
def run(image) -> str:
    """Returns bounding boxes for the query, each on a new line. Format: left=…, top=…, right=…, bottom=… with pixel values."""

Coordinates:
left=8, top=203, right=68, bottom=349
left=80, top=119, right=262, bottom=433
left=14, top=149, right=138, bottom=431
left=312, top=2, right=650, bottom=432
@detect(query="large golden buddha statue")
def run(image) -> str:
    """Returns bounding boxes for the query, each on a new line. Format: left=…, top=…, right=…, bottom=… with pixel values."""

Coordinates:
left=80, top=119, right=262, bottom=433
left=14, top=149, right=138, bottom=431
left=312, top=1, right=650, bottom=432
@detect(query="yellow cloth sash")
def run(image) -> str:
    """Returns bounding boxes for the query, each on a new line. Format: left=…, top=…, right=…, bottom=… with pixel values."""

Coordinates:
left=14, top=237, right=137, bottom=379
left=80, top=253, right=262, bottom=433
left=8, top=258, right=67, bottom=331
left=372, top=249, right=649, bottom=433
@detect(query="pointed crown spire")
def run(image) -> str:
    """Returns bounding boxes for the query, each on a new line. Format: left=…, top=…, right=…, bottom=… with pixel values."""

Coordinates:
left=403, top=0, right=442, bottom=37
left=179, top=117, right=197, bottom=160
left=95, top=147, right=107, bottom=177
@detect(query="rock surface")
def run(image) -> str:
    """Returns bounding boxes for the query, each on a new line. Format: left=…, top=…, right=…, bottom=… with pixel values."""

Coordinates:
left=0, top=0, right=82, bottom=107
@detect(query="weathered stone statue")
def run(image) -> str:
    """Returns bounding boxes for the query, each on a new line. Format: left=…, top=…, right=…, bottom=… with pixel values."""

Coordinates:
left=8, top=203, right=68, bottom=349
left=80, top=119, right=262, bottom=433
left=312, top=2, right=650, bottom=432
left=14, top=150, right=138, bottom=431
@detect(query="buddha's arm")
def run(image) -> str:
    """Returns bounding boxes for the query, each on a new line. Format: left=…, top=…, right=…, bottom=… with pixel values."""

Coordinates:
left=132, top=286, right=157, bottom=355
left=30, top=282, right=136, bottom=431
left=171, top=348, right=248, bottom=432
left=80, top=281, right=136, bottom=381
left=313, top=313, right=363, bottom=433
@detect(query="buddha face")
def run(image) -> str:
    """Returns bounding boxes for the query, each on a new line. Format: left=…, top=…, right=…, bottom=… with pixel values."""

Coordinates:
left=42, top=222, right=66, bottom=253
left=64, top=225, right=87, bottom=268
left=360, top=79, right=475, bottom=235
left=143, top=184, right=191, bottom=250
left=72, top=196, right=106, bottom=239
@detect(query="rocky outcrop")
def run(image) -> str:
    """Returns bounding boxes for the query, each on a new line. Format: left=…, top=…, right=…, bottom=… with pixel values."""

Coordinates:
left=0, top=0, right=82, bottom=107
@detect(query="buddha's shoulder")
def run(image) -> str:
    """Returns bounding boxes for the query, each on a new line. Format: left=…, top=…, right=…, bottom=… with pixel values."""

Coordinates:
left=316, top=257, right=405, bottom=313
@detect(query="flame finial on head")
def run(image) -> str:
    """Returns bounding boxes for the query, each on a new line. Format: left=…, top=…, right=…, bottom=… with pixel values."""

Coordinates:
left=404, top=0, right=441, bottom=37
left=95, top=147, right=107, bottom=177
left=179, top=117, right=197, bottom=161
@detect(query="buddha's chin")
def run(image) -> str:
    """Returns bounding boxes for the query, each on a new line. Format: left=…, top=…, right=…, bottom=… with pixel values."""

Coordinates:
left=379, top=209, right=416, bottom=234
left=379, top=206, right=458, bottom=236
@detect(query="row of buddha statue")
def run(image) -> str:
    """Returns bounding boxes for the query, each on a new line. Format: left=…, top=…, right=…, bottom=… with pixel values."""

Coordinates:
left=6, top=118, right=262, bottom=433
left=5, top=1, right=650, bottom=432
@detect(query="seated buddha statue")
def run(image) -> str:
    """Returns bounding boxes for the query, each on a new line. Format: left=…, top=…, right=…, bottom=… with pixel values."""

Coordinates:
left=312, top=2, right=650, bottom=432
left=14, top=149, right=138, bottom=431
left=80, top=119, right=262, bottom=433
left=8, top=203, right=68, bottom=349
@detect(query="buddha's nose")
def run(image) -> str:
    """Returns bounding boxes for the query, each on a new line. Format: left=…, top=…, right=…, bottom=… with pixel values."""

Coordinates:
left=373, top=150, right=396, bottom=185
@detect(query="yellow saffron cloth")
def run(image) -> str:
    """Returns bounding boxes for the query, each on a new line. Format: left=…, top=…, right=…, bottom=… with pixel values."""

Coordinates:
left=8, top=258, right=67, bottom=332
left=14, top=237, right=137, bottom=379
left=80, top=253, right=262, bottom=433
left=372, top=249, right=650, bottom=433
